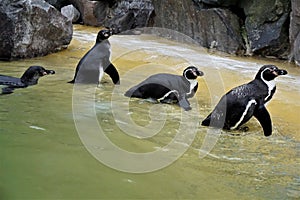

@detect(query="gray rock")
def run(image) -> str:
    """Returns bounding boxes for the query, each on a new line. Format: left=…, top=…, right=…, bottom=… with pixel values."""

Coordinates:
left=0, top=0, right=73, bottom=60
left=61, top=4, right=80, bottom=23
left=195, top=0, right=239, bottom=6
left=44, top=0, right=70, bottom=10
left=242, top=0, right=290, bottom=58
left=69, top=0, right=101, bottom=26
left=289, top=0, right=300, bottom=66
left=152, top=0, right=244, bottom=54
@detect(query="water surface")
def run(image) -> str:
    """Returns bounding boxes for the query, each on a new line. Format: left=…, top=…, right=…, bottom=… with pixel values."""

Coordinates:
left=0, top=25, right=299, bottom=199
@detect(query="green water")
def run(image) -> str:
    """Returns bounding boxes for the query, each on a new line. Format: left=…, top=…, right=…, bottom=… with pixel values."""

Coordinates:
left=0, top=25, right=299, bottom=199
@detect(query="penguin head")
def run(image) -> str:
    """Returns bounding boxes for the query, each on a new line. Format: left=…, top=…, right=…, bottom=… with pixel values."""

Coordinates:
left=20, top=66, right=55, bottom=85
left=96, top=26, right=121, bottom=43
left=255, top=65, right=288, bottom=81
left=183, top=66, right=204, bottom=80
left=96, top=29, right=113, bottom=43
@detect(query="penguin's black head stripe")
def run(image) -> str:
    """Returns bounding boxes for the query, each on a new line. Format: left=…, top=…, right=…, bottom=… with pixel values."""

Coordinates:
left=96, top=29, right=113, bottom=43
left=255, top=65, right=288, bottom=81
left=183, top=66, right=204, bottom=80
left=20, top=66, right=55, bottom=85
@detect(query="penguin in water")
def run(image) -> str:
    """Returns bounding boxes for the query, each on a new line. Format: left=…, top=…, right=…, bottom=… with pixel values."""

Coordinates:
left=124, top=66, right=204, bottom=111
left=201, top=65, right=288, bottom=136
left=68, top=28, right=120, bottom=85
left=0, top=66, right=55, bottom=94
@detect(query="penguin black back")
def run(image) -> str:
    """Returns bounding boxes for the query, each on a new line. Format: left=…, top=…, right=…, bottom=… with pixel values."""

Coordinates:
left=125, top=66, right=204, bottom=111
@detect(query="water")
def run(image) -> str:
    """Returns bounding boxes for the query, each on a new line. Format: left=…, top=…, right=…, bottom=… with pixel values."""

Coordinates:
left=0, top=25, right=299, bottom=199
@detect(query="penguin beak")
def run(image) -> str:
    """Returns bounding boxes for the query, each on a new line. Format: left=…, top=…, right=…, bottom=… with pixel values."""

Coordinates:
left=108, top=26, right=121, bottom=35
left=194, top=69, right=204, bottom=77
left=42, top=70, right=55, bottom=76
left=273, top=68, right=288, bottom=76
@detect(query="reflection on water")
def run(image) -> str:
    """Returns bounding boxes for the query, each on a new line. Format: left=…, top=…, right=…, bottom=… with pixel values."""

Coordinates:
left=0, top=25, right=299, bottom=199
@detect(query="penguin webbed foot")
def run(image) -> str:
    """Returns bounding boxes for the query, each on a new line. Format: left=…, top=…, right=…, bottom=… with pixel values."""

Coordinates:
left=237, top=126, right=249, bottom=132
left=178, top=96, right=192, bottom=111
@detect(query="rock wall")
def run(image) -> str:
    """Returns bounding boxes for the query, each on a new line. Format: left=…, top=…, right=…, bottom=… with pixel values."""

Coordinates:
left=152, top=0, right=292, bottom=58
left=151, top=0, right=244, bottom=54
left=1, top=0, right=299, bottom=66
left=289, top=0, right=300, bottom=66
left=242, top=0, right=290, bottom=58
left=0, top=0, right=72, bottom=60
left=68, top=0, right=154, bottom=31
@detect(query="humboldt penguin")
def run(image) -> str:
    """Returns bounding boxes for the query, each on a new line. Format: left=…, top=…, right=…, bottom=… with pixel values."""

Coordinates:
left=68, top=28, right=120, bottom=85
left=124, top=66, right=204, bottom=111
left=0, top=66, right=55, bottom=94
left=201, top=65, right=288, bottom=136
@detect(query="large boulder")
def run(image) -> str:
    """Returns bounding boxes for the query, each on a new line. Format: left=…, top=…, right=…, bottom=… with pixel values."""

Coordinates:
left=289, top=0, right=300, bottom=66
left=0, top=0, right=72, bottom=60
left=61, top=4, right=80, bottom=23
left=242, top=0, right=290, bottom=58
left=151, top=0, right=244, bottom=54
left=69, top=0, right=154, bottom=30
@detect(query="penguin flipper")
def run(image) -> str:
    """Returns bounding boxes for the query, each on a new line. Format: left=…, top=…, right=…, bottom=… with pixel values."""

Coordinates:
left=178, top=95, right=191, bottom=111
left=105, top=63, right=120, bottom=85
left=253, top=105, right=272, bottom=136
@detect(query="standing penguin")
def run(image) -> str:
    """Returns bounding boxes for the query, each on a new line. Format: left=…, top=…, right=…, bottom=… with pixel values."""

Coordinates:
left=124, top=66, right=204, bottom=111
left=201, top=65, right=288, bottom=136
left=68, top=28, right=120, bottom=84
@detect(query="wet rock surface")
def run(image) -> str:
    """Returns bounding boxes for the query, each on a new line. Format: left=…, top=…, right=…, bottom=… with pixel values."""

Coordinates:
left=0, top=0, right=299, bottom=66
left=0, top=0, right=72, bottom=60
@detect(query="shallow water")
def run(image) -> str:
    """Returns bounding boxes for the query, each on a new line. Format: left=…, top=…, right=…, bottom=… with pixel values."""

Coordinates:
left=0, top=25, right=299, bottom=199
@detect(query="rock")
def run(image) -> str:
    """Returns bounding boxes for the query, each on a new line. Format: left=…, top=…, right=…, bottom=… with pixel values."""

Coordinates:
left=103, top=0, right=154, bottom=30
left=242, top=0, right=290, bottom=58
left=44, top=0, right=70, bottom=10
left=69, top=0, right=154, bottom=30
left=69, top=0, right=101, bottom=26
left=194, top=0, right=239, bottom=7
left=0, top=0, right=72, bottom=60
left=61, top=4, right=80, bottom=23
left=151, top=0, right=244, bottom=54
left=289, top=0, right=300, bottom=66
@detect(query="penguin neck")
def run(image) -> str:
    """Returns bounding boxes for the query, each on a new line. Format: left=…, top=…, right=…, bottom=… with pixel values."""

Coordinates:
left=20, top=74, right=38, bottom=86
left=185, top=77, right=198, bottom=95
left=96, top=39, right=109, bottom=45
left=259, top=71, right=276, bottom=102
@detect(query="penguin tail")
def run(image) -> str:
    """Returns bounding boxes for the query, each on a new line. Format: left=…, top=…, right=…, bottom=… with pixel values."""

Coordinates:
left=124, top=87, right=141, bottom=98
left=124, top=89, right=133, bottom=97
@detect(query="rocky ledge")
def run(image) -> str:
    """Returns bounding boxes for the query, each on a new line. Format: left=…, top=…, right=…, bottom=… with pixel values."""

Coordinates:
left=0, top=0, right=299, bottom=66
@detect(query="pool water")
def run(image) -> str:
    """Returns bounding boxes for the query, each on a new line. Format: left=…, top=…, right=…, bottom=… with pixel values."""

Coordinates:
left=0, top=25, right=299, bottom=199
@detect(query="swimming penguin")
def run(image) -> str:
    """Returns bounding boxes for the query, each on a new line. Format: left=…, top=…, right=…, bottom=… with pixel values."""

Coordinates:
left=201, top=65, right=288, bottom=136
left=124, top=66, right=204, bottom=111
left=68, top=28, right=120, bottom=85
left=0, top=66, right=55, bottom=94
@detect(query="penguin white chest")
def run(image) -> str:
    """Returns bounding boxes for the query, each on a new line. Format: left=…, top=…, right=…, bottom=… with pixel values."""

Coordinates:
left=263, top=80, right=276, bottom=101
left=187, top=79, right=198, bottom=95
